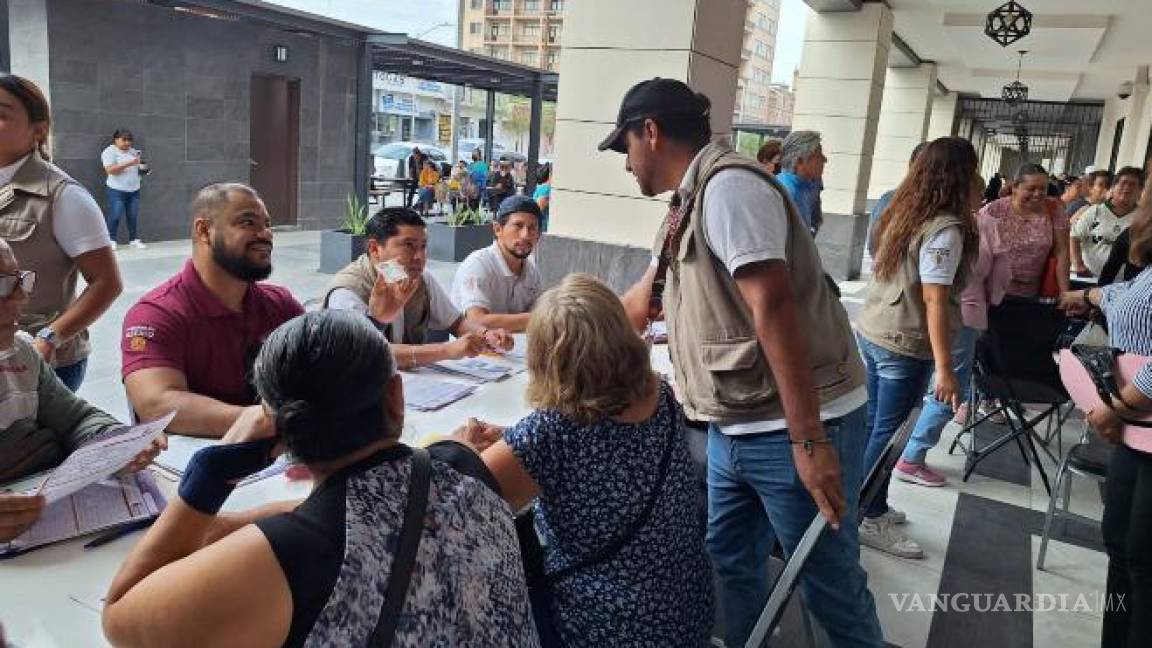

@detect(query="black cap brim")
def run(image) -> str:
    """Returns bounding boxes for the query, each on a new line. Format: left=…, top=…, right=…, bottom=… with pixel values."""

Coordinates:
left=597, top=125, right=627, bottom=153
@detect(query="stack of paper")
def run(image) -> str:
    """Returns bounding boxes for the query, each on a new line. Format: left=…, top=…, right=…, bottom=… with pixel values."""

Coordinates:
left=432, top=357, right=515, bottom=382
left=403, top=374, right=477, bottom=411
left=1, top=471, right=165, bottom=557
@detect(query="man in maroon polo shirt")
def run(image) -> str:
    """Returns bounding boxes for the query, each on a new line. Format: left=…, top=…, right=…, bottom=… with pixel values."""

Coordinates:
left=122, top=183, right=303, bottom=437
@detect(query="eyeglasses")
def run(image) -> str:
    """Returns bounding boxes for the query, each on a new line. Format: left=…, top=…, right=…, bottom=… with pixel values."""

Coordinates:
left=0, top=270, right=36, bottom=298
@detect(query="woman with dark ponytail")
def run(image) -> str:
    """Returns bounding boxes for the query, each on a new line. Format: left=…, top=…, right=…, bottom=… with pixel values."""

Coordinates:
left=103, top=310, right=538, bottom=648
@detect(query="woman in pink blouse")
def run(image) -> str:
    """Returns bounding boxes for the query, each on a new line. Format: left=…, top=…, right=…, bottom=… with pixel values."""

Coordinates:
left=977, top=163, right=1071, bottom=299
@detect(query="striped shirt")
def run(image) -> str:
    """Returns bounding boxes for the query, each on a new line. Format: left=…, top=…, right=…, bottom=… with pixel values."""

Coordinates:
left=1100, top=266, right=1152, bottom=398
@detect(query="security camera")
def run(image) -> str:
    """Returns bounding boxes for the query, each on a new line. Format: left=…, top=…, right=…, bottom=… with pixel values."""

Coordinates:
left=1119, top=81, right=1134, bottom=100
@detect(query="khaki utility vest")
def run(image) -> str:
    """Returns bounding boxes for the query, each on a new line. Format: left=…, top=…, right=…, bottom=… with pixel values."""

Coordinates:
left=655, top=143, right=865, bottom=423
left=857, top=213, right=967, bottom=360
left=323, top=253, right=432, bottom=343
left=0, top=154, right=91, bottom=367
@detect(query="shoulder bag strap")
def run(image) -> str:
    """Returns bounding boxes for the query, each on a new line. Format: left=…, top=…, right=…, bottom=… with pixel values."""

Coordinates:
left=550, top=396, right=679, bottom=582
left=370, top=447, right=433, bottom=647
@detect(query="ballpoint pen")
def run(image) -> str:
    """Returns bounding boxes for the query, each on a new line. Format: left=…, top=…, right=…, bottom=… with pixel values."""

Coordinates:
left=83, top=518, right=156, bottom=550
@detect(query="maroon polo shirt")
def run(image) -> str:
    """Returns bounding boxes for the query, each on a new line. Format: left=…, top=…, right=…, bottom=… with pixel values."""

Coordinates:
left=121, top=259, right=304, bottom=406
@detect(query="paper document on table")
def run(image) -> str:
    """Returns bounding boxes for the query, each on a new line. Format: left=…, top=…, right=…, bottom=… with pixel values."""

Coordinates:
left=154, top=434, right=290, bottom=485
left=403, top=374, right=477, bottom=411
left=0, top=471, right=165, bottom=557
left=432, top=357, right=514, bottom=382
left=35, top=411, right=175, bottom=503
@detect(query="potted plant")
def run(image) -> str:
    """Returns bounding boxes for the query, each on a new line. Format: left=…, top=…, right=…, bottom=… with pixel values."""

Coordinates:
left=319, top=195, right=370, bottom=273
left=427, top=205, right=493, bottom=262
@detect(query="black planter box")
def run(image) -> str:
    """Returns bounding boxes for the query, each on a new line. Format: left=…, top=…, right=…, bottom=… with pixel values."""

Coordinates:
left=427, top=222, right=492, bottom=262
left=319, top=229, right=367, bottom=274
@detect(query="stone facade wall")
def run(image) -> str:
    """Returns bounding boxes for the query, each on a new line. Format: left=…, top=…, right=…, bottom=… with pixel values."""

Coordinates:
left=45, top=0, right=358, bottom=242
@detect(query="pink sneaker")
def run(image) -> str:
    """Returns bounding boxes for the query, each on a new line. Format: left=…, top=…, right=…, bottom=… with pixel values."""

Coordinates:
left=894, top=459, right=947, bottom=487
left=952, top=402, right=969, bottom=426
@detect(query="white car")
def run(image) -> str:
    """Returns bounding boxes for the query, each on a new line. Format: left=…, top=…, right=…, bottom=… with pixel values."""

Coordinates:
left=372, top=142, right=449, bottom=183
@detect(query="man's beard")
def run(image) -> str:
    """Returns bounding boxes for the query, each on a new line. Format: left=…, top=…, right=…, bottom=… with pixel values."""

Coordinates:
left=502, top=241, right=532, bottom=260
left=212, top=235, right=272, bottom=282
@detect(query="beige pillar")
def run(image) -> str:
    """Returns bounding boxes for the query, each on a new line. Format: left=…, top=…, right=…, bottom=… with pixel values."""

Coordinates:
left=548, top=0, right=746, bottom=248
left=791, top=3, right=893, bottom=217
left=1118, top=67, right=1151, bottom=168
left=927, top=91, right=958, bottom=141
left=8, top=0, right=52, bottom=103
left=868, top=64, right=937, bottom=200
left=1094, top=96, right=1127, bottom=170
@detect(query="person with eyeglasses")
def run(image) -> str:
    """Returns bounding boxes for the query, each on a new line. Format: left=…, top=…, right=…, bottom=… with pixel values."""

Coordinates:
left=121, top=183, right=304, bottom=438
left=0, top=74, right=123, bottom=392
left=0, top=239, right=163, bottom=542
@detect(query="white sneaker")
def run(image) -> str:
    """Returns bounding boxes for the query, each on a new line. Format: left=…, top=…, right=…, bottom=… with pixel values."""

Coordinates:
left=130, top=239, right=146, bottom=249
left=859, top=516, right=924, bottom=559
left=877, top=506, right=907, bottom=525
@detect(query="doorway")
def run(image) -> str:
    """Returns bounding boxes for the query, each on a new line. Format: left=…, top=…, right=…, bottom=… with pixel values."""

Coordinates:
left=250, top=74, right=300, bottom=227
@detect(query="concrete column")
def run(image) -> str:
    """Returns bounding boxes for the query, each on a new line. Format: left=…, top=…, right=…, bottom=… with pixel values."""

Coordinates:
left=1094, top=96, right=1128, bottom=170
left=791, top=3, right=892, bottom=217
left=7, top=0, right=50, bottom=101
left=790, top=2, right=892, bottom=279
left=548, top=0, right=745, bottom=248
left=868, top=63, right=937, bottom=200
left=1118, top=67, right=1151, bottom=168
left=927, top=91, right=958, bottom=141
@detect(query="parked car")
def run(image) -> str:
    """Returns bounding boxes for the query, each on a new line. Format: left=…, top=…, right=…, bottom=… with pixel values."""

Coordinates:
left=456, top=138, right=505, bottom=162
left=372, top=142, right=450, bottom=182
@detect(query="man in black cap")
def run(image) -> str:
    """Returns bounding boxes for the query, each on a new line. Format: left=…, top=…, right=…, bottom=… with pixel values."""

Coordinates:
left=451, top=195, right=543, bottom=333
left=608, top=78, right=883, bottom=647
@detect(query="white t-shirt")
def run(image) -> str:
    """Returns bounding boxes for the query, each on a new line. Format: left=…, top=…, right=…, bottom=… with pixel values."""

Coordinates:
left=327, top=273, right=462, bottom=344
left=451, top=242, right=542, bottom=315
left=0, top=154, right=112, bottom=258
left=1071, top=203, right=1132, bottom=276
left=101, top=145, right=142, bottom=192
left=918, top=226, right=964, bottom=286
left=676, top=151, right=868, bottom=435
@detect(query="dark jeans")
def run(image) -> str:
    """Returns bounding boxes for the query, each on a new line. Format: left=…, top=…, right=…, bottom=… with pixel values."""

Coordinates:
left=106, top=187, right=140, bottom=241
left=1102, top=443, right=1152, bottom=647
left=54, top=358, right=88, bottom=392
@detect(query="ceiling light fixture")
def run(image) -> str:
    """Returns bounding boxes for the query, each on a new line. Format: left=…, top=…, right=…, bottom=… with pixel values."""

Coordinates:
left=1002, top=50, right=1029, bottom=105
left=985, top=1, right=1032, bottom=47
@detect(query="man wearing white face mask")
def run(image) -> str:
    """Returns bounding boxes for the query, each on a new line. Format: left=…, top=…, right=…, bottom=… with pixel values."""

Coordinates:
left=0, top=240, right=165, bottom=541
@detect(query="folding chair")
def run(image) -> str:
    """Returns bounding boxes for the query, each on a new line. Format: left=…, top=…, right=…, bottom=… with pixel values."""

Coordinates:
left=948, top=299, right=1067, bottom=496
left=1036, top=422, right=1110, bottom=570
left=742, top=408, right=920, bottom=648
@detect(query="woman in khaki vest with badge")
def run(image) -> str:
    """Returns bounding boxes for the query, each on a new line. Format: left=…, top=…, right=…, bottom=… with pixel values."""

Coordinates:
left=0, top=75, right=121, bottom=390
left=855, top=137, right=979, bottom=559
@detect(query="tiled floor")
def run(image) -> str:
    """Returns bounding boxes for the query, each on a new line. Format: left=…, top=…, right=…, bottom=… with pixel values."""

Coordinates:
left=76, top=233, right=1109, bottom=648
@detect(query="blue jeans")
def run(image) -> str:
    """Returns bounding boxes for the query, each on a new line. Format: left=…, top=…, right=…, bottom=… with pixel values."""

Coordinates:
left=706, top=406, right=884, bottom=648
left=54, top=358, right=88, bottom=392
left=106, top=187, right=140, bottom=241
left=859, top=335, right=933, bottom=519
left=902, top=326, right=979, bottom=464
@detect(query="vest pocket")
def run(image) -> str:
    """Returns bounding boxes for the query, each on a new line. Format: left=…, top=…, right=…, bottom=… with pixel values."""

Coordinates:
left=0, top=213, right=40, bottom=242
left=701, top=337, right=771, bottom=405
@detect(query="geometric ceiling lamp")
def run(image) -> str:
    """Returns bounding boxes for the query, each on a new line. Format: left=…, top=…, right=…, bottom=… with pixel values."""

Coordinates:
left=1002, top=50, right=1029, bottom=105
left=985, top=1, right=1033, bottom=47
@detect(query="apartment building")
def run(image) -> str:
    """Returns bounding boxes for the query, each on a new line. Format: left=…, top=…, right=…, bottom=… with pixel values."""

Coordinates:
left=460, top=0, right=565, bottom=71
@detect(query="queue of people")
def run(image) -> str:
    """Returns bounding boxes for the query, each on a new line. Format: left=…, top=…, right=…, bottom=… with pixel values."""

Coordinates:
left=6, top=66, right=1152, bottom=648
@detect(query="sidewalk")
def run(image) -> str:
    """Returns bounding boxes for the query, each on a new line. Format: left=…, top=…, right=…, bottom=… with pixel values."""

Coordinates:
left=76, top=231, right=460, bottom=420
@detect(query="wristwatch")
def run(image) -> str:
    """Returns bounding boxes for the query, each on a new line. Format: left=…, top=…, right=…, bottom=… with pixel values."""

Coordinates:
left=35, top=327, right=59, bottom=348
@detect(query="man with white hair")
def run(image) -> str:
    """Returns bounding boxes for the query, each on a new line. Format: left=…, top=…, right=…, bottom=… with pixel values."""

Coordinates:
left=775, top=130, right=828, bottom=235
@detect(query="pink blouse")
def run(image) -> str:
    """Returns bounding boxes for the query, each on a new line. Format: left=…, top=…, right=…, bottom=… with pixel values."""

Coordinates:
left=977, top=197, right=1068, bottom=299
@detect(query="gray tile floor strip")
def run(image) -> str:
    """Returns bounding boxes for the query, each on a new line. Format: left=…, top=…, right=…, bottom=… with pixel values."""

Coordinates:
left=928, top=494, right=1035, bottom=648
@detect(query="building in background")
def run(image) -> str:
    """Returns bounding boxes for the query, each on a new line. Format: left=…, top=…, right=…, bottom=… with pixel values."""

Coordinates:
left=460, top=0, right=564, bottom=70
left=764, top=81, right=795, bottom=126
left=734, top=0, right=783, bottom=125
